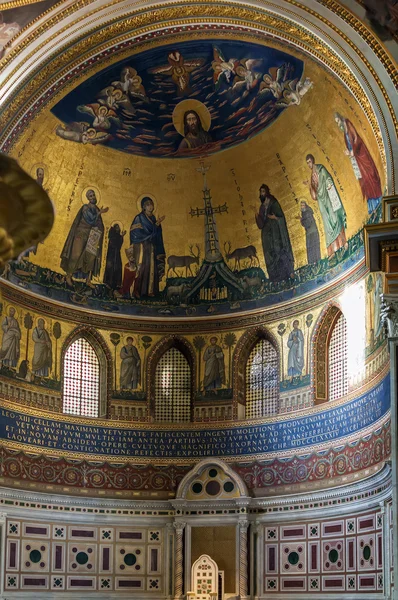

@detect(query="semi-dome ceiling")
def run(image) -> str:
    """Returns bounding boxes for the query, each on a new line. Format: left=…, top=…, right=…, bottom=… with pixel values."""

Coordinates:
left=6, top=34, right=386, bottom=318
left=1, top=1, right=392, bottom=320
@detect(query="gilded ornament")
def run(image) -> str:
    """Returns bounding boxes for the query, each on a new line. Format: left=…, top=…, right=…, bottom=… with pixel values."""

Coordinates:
left=0, top=11, right=388, bottom=177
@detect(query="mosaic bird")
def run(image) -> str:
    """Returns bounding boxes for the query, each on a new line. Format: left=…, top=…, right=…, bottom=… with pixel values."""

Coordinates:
left=148, top=51, right=205, bottom=95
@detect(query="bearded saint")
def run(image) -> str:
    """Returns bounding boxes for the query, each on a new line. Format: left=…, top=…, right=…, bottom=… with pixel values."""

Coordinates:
left=60, top=189, right=108, bottom=286
left=178, top=110, right=212, bottom=151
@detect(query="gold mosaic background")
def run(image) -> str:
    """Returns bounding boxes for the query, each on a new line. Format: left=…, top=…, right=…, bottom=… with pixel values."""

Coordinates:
left=11, top=39, right=384, bottom=290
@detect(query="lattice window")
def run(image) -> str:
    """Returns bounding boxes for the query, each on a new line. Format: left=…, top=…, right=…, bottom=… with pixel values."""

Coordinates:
left=328, top=312, right=348, bottom=401
left=246, top=338, right=279, bottom=418
left=155, top=347, right=191, bottom=422
left=63, top=337, right=100, bottom=417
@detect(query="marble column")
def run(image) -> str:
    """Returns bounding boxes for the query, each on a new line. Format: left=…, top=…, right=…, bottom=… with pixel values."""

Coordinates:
left=173, top=521, right=185, bottom=600
left=238, top=519, right=249, bottom=600
left=252, top=521, right=262, bottom=600
left=165, top=522, right=174, bottom=600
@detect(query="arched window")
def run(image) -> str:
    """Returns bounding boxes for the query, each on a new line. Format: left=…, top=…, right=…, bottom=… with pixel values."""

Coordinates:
left=155, top=347, right=191, bottom=422
left=245, top=338, right=279, bottom=418
left=328, top=312, right=348, bottom=401
left=63, top=337, right=102, bottom=417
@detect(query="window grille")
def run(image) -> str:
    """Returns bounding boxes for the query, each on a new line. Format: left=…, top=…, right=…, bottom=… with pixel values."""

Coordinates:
left=155, top=347, right=191, bottom=422
left=63, top=337, right=100, bottom=417
left=328, top=312, right=348, bottom=401
left=246, top=339, right=279, bottom=418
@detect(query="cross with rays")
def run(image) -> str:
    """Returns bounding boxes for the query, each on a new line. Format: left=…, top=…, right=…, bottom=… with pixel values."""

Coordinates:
left=189, top=162, right=228, bottom=262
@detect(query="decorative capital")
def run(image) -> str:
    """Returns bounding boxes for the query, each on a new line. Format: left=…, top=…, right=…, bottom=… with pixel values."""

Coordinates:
left=380, top=295, right=398, bottom=338
left=252, top=520, right=261, bottom=534
left=173, top=521, right=186, bottom=532
left=239, top=519, right=249, bottom=532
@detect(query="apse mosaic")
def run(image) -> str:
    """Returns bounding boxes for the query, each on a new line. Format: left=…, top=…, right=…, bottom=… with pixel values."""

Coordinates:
left=52, top=40, right=305, bottom=158
left=7, top=37, right=385, bottom=318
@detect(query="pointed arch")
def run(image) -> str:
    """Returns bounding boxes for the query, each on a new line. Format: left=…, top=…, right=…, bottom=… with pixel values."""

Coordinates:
left=147, top=336, right=196, bottom=422
left=233, top=326, right=280, bottom=416
left=61, top=326, right=112, bottom=418
left=312, top=303, right=347, bottom=405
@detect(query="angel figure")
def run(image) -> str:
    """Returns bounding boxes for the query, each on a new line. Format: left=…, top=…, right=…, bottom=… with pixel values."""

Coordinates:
left=148, top=51, right=205, bottom=95
left=56, top=123, right=110, bottom=145
left=113, top=67, right=147, bottom=101
left=56, top=122, right=90, bottom=143
left=258, top=62, right=293, bottom=99
left=275, top=77, right=313, bottom=107
left=77, top=103, right=121, bottom=129
left=231, top=58, right=262, bottom=98
left=97, top=86, right=122, bottom=110
left=211, top=46, right=238, bottom=89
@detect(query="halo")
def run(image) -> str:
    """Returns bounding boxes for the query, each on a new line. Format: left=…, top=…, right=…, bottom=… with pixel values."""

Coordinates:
left=110, top=220, right=124, bottom=231
left=34, top=316, right=46, bottom=327
left=136, top=193, right=157, bottom=213
left=7, top=305, right=17, bottom=318
left=31, top=163, right=47, bottom=179
left=172, top=100, right=211, bottom=136
left=82, top=186, right=101, bottom=204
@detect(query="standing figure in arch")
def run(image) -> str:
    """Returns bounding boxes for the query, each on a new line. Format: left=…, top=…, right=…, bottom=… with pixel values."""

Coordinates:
left=120, top=337, right=141, bottom=389
left=32, top=318, right=52, bottom=377
left=203, top=336, right=225, bottom=390
left=305, top=154, right=347, bottom=257
left=251, top=184, right=294, bottom=281
left=129, top=197, right=166, bottom=298
left=60, top=189, right=108, bottom=287
left=0, top=307, right=21, bottom=368
left=287, top=320, right=304, bottom=380
left=296, top=200, right=321, bottom=264
left=334, top=112, right=382, bottom=214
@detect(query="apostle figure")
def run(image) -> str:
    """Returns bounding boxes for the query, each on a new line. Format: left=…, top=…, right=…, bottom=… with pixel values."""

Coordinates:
left=178, top=110, right=212, bottom=151
left=296, top=200, right=321, bottom=264
left=103, top=223, right=126, bottom=290
left=305, top=154, right=347, bottom=257
left=0, top=307, right=21, bottom=368
left=60, top=188, right=108, bottom=287
left=120, top=337, right=141, bottom=389
left=251, top=184, right=294, bottom=281
left=287, top=320, right=304, bottom=380
left=129, top=197, right=166, bottom=298
left=32, top=318, right=52, bottom=377
left=203, top=336, right=225, bottom=390
left=334, top=112, right=382, bottom=213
